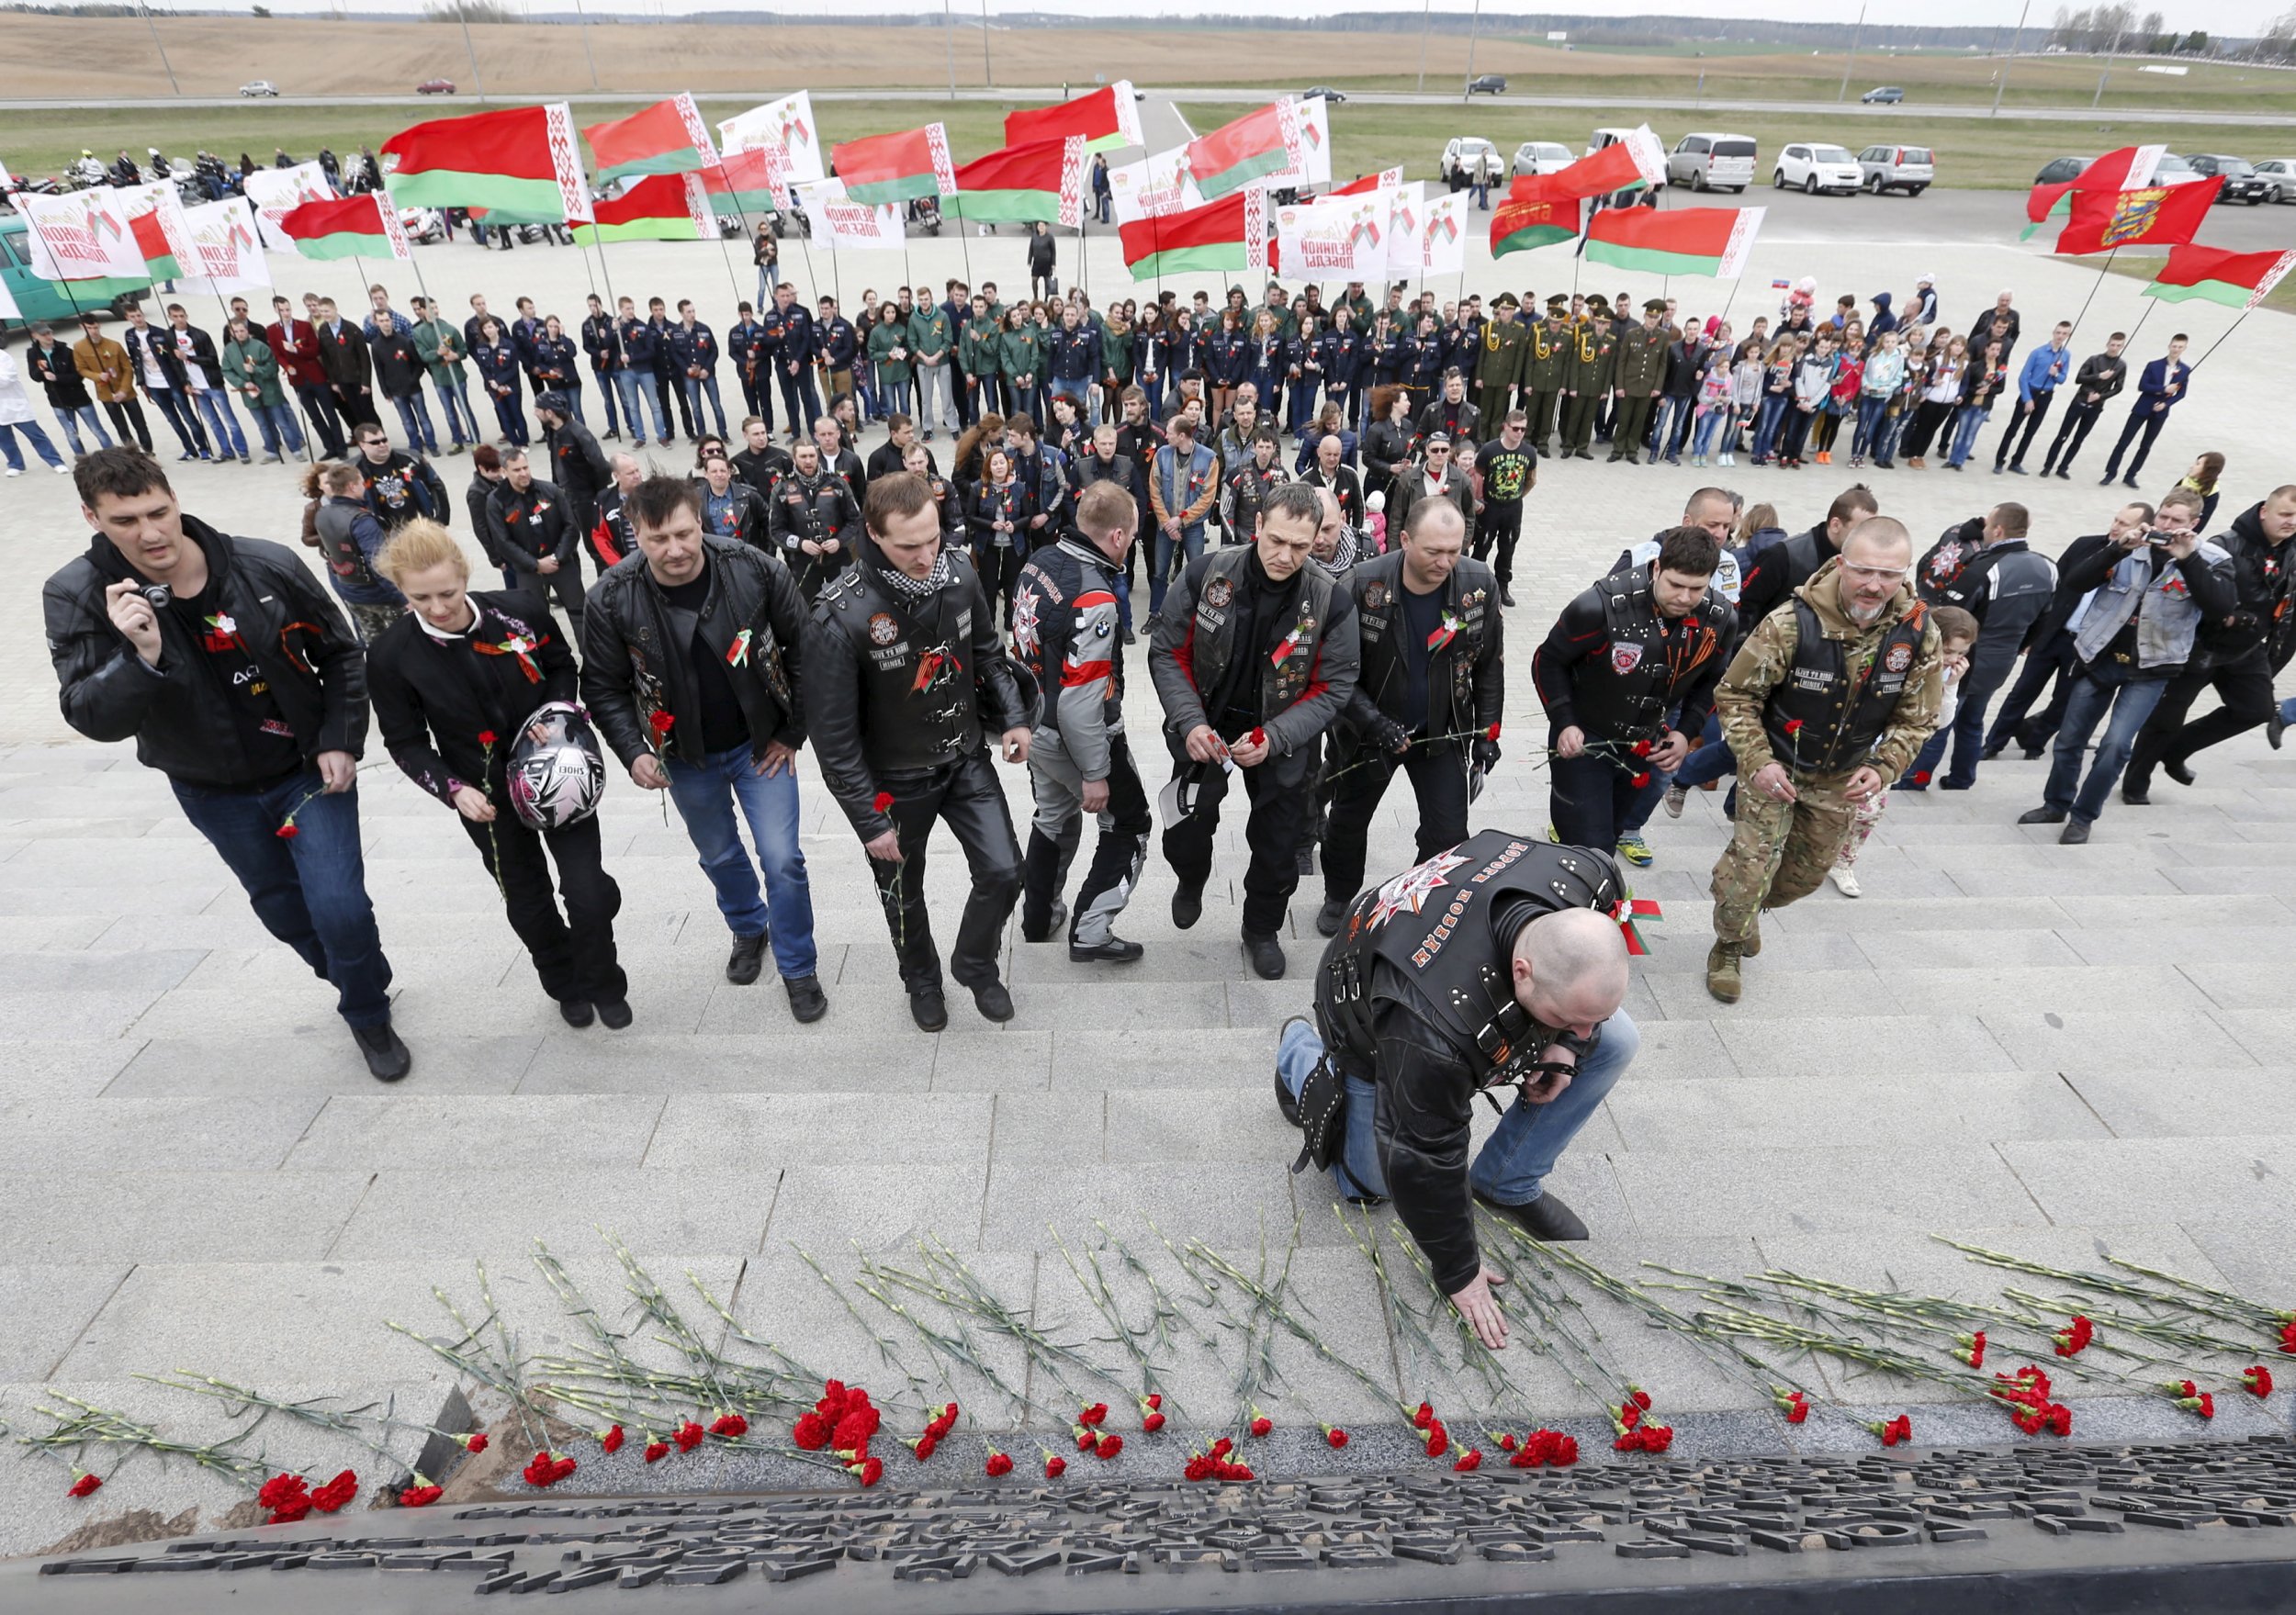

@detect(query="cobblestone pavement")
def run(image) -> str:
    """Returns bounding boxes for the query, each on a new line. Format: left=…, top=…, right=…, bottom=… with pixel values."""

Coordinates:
left=0, top=228, right=2290, bottom=1558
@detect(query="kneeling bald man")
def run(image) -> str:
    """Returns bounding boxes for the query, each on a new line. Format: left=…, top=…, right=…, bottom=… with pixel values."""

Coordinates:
left=1276, top=831, right=1639, bottom=1349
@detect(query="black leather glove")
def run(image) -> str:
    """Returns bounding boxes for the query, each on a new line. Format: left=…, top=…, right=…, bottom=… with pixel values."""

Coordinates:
left=1473, top=737, right=1502, bottom=773
left=1371, top=714, right=1412, bottom=756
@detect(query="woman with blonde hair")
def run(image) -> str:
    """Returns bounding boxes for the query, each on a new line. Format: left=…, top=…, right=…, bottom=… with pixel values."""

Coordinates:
left=365, top=518, right=629, bottom=1029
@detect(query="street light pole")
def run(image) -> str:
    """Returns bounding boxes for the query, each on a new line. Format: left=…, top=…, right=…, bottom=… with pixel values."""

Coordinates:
left=943, top=0, right=958, bottom=97
left=570, top=0, right=599, bottom=91
left=1837, top=0, right=1867, bottom=103
left=1992, top=0, right=2032, bottom=116
left=981, top=0, right=994, bottom=89
left=459, top=15, right=486, bottom=99
left=140, top=0, right=181, bottom=97
left=1463, top=0, right=1482, bottom=100
left=1416, top=0, right=1430, bottom=95
left=2094, top=21, right=2122, bottom=107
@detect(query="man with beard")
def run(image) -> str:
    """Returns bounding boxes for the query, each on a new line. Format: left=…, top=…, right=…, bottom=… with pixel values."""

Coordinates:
left=1013, top=480, right=1151, bottom=962
left=804, top=473, right=1034, bottom=1030
left=1316, top=499, right=1502, bottom=937
left=771, top=440, right=863, bottom=601
left=1150, top=482, right=1360, bottom=981
left=1707, top=517, right=1942, bottom=1002
left=1536, top=524, right=1734, bottom=860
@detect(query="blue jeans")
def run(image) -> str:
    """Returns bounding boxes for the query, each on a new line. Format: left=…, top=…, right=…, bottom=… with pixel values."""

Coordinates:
left=558, top=377, right=587, bottom=426
left=663, top=745, right=818, bottom=980
left=389, top=390, right=439, bottom=455
left=590, top=366, right=621, bottom=436
left=2045, top=670, right=2167, bottom=823
left=1691, top=409, right=1728, bottom=458
left=1945, top=403, right=1988, bottom=467
left=1851, top=395, right=1890, bottom=457
left=683, top=374, right=728, bottom=438
left=614, top=369, right=666, bottom=443
left=171, top=768, right=393, bottom=1028
left=434, top=371, right=480, bottom=444
left=1278, top=1011, right=1637, bottom=1207
left=189, top=389, right=248, bottom=459
left=1904, top=661, right=2008, bottom=789
left=150, top=387, right=209, bottom=456
left=0, top=419, right=64, bottom=470
left=51, top=404, right=113, bottom=455
left=1149, top=524, right=1206, bottom=616
left=1651, top=395, right=1694, bottom=459
left=1047, top=376, right=1091, bottom=412
left=1750, top=396, right=1788, bottom=460
left=249, top=401, right=305, bottom=458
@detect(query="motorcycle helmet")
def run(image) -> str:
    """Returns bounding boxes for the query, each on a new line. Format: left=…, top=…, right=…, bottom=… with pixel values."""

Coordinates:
left=505, top=701, right=606, bottom=831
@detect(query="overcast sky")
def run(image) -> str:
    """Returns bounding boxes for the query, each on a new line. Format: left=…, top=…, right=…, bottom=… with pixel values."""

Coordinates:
left=234, top=0, right=2285, bottom=28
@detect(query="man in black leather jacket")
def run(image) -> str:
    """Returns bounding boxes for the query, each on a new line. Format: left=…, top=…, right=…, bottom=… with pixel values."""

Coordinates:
left=1277, top=832, right=1640, bottom=1350
left=582, top=476, right=826, bottom=1020
left=803, top=472, right=1035, bottom=1031
left=42, top=448, right=410, bottom=1081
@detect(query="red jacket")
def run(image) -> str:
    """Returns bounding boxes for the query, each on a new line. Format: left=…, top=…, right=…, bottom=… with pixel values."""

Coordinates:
left=264, top=319, right=327, bottom=390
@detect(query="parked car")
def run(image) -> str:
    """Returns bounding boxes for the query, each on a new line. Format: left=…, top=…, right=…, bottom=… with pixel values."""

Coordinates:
left=2255, top=158, right=2296, bottom=202
left=238, top=80, right=279, bottom=98
left=1466, top=74, right=1507, bottom=95
left=1511, top=140, right=1575, bottom=177
left=1856, top=143, right=1933, bottom=196
left=1300, top=86, right=1347, bottom=104
left=2033, top=153, right=2204, bottom=189
left=2183, top=153, right=2269, bottom=205
left=2152, top=152, right=2206, bottom=186
left=0, top=218, right=148, bottom=341
left=1667, top=132, right=1758, bottom=192
left=1861, top=85, right=1905, bottom=104
left=1774, top=142, right=1863, bottom=195
left=1586, top=127, right=1664, bottom=207
left=1439, top=137, right=1503, bottom=191
left=416, top=78, right=456, bottom=95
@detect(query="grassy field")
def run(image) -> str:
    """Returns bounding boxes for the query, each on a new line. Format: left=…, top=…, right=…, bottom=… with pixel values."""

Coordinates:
left=2105, top=252, right=2296, bottom=315
left=1185, top=101, right=2296, bottom=192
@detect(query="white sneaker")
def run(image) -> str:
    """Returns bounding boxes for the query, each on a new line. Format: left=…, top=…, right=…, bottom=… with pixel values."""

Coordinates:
left=1662, top=785, right=1688, bottom=820
left=53, top=464, right=73, bottom=475
left=1829, top=864, right=1863, bottom=899
left=3, top=468, right=19, bottom=478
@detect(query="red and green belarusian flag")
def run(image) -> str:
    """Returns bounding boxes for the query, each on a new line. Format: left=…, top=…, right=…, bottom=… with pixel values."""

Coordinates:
left=276, top=194, right=412, bottom=262
left=571, top=174, right=715, bottom=245
left=1583, top=205, right=1764, bottom=278
left=2140, top=244, right=2296, bottom=308
left=1119, top=185, right=1266, bottom=280
left=382, top=103, right=587, bottom=221
left=1005, top=81, right=1144, bottom=153
left=2053, top=180, right=2213, bottom=256
left=1491, top=174, right=1578, bottom=258
left=2022, top=145, right=2159, bottom=240
left=582, top=93, right=717, bottom=185
left=944, top=137, right=1087, bottom=227
left=702, top=145, right=785, bottom=215
left=1182, top=101, right=1291, bottom=201
left=829, top=123, right=957, bottom=207
left=1544, top=128, right=1667, bottom=201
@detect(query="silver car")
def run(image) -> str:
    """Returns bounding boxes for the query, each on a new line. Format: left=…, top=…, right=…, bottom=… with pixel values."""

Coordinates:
left=1511, top=140, right=1574, bottom=178
left=2256, top=158, right=2296, bottom=203
left=1856, top=143, right=1933, bottom=196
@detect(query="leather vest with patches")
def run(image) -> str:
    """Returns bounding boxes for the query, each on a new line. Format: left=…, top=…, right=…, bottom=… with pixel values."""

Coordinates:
left=817, top=558, right=985, bottom=772
left=1188, top=545, right=1337, bottom=719
left=1568, top=569, right=1730, bottom=746
left=1762, top=599, right=1929, bottom=774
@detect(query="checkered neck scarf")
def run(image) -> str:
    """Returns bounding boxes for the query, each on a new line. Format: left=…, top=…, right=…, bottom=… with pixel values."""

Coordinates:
left=877, top=547, right=958, bottom=602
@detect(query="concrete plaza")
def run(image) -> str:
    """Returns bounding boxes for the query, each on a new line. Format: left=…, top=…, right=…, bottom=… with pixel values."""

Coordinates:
left=0, top=216, right=2290, bottom=1555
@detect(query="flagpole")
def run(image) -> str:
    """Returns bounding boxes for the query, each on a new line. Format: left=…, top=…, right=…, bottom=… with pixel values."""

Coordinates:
left=2064, top=248, right=2116, bottom=346
left=2122, top=297, right=2155, bottom=348
left=2181, top=308, right=2252, bottom=376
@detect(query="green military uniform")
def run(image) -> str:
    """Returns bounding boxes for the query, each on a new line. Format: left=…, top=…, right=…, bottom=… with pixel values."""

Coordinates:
left=1606, top=301, right=1671, bottom=465
left=1559, top=305, right=1614, bottom=459
left=1706, top=558, right=1943, bottom=1000
left=1474, top=295, right=1529, bottom=433
left=1524, top=298, right=1571, bottom=454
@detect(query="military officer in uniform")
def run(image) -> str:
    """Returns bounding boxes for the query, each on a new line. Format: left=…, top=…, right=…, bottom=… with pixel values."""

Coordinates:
left=1149, top=482, right=1360, bottom=981
left=1473, top=293, right=1529, bottom=439
left=1533, top=524, right=1735, bottom=855
left=1524, top=296, right=1571, bottom=456
left=1606, top=299, right=1670, bottom=465
left=1276, top=831, right=1643, bottom=1346
left=804, top=473, right=1035, bottom=1031
left=1558, top=297, right=1615, bottom=461
left=1013, top=480, right=1152, bottom=963
left=1706, top=517, right=1942, bottom=1003
left=1901, top=502, right=2056, bottom=791
left=1317, top=499, right=1504, bottom=936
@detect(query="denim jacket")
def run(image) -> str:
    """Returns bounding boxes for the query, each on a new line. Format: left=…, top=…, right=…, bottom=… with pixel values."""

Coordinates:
left=2073, top=540, right=2231, bottom=673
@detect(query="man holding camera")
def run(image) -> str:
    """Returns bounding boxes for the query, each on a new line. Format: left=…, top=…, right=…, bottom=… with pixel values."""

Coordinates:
left=2018, top=487, right=2235, bottom=843
left=43, top=447, right=408, bottom=1080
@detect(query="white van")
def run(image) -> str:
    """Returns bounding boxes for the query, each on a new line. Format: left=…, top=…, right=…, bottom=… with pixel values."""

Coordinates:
left=1667, top=132, right=1758, bottom=193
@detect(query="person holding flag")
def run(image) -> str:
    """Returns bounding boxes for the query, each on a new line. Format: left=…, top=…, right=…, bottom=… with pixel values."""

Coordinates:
left=2099, top=334, right=2191, bottom=490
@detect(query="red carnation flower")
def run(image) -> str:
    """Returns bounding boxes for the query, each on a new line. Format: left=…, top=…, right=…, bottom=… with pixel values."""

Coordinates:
left=2279, top=1319, right=2296, bottom=1355
left=1184, top=1454, right=1214, bottom=1482
left=1631, top=737, right=1655, bottom=757
left=1638, top=1423, right=1674, bottom=1454
left=522, top=1451, right=569, bottom=1487
left=793, top=1412, right=830, bottom=1451
left=1422, top=1421, right=1448, bottom=1459
left=463, top=1432, right=490, bottom=1454
left=478, top=730, right=497, bottom=746
left=1412, top=1402, right=1435, bottom=1430
left=1497, top=1433, right=1518, bottom=1452
left=275, top=824, right=299, bottom=839
left=643, top=1440, right=670, bottom=1464
left=258, top=1474, right=309, bottom=1511
left=1075, top=1429, right=1097, bottom=1451
left=2046, top=1403, right=2073, bottom=1437
left=673, top=1420, right=705, bottom=1452
left=1079, top=1403, right=1108, bottom=1427
left=1142, top=1394, right=1162, bottom=1411
left=269, top=1497, right=312, bottom=1524
left=1485, top=723, right=1502, bottom=742
left=1785, top=1397, right=1809, bottom=1425
left=1630, top=770, right=1651, bottom=788
left=1044, top=1454, right=1066, bottom=1478
left=1095, top=1433, right=1123, bottom=1460
left=1210, top=1437, right=1233, bottom=1458
left=1546, top=1432, right=1580, bottom=1466
left=1783, top=718, right=1805, bottom=735
left=1249, top=1416, right=1272, bottom=1439
left=709, top=1414, right=748, bottom=1440
left=310, top=1470, right=358, bottom=1513
left=1322, top=1425, right=1349, bottom=1449
left=985, top=1450, right=1013, bottom=1478
left=832, top=1407, right=880, bottom=1449
left=400, top=1483, right=443, bottom=1508
left=1453, top=1450, right=1482, bottom=1473
left=598, top=1426, right=622, bottom=1454
left=67, top=1470, right=102, bottom=1499
left=872, top=791, right=895, bottom=814
left=1249, top=727, right=1266, bottom=749
left=1627, top=1387, right=1651, bottom=1410
left=1908, top=770, right=1931, bottom=787
left=2054, top=1316, right=2095, bottom=1356
left=849, top=1455, right=884, bottom=1487
left=649, top=710, right=675, bottom=738
left=1142, top=1412, right=1165, bottom=1433
left=1869, top=1414, right=1912, bottom=1448
left=2243, top=1365, right=2275, bottom=1398
left=1221, top=1462, right=1255, bottom=1482
left=908, top=1432, right=938, bottom=1462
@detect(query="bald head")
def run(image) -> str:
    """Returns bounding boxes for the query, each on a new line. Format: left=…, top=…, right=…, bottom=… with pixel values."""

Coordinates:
left=1512, top=908, right=1630, bottom=1037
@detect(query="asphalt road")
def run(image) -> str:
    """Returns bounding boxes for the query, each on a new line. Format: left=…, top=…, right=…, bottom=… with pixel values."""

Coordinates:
left=8, top=84, right=2296, bottom=129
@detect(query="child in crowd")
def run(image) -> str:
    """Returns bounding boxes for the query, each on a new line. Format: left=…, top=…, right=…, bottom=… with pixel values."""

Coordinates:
left=1829, top=606, right=1977, bottom=897
left=2175, top=451, right=2225, bottom=531
left=1690, top=345, right=1734, bottom=468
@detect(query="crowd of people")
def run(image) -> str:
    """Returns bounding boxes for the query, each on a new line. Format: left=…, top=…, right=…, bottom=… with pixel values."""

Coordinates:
left=35, top=247, right=2286, bottom=1352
